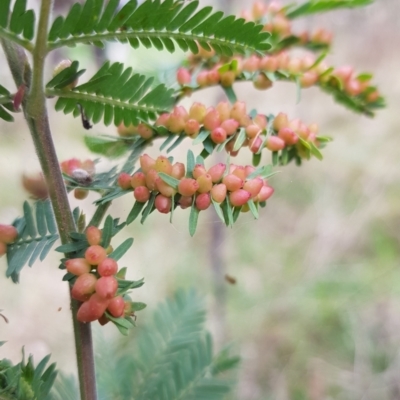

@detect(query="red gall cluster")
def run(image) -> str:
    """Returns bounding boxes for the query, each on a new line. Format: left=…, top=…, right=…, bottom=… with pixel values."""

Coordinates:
left=157, top=102, right=319, bottom=157
left=67, top=226, right=130, bottom=324
left=179, top=51, right=380, bottom=101
left=242, top=1, right=333, bottom=45
left=118, top=154, right=274, bottom=213
left=60, top=158, right=95, bottom=199
left=0, top=224, right=18, bottom=257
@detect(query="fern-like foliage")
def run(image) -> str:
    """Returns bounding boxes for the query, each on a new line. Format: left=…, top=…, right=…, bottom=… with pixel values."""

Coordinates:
left=47, top=61, right=175, bottom=127
left=95, top=289, right=239, bottom=400
left=0, top=349, right=57, bottom=400
left=6, top=200, right=59, bottom=283
left=286, top=0, right=373, bottom=19
left=0, top=84, right=14, bottom=122
left=0, top=0, right=35, bottom=51
left=47, top=0, right=270, bottom=55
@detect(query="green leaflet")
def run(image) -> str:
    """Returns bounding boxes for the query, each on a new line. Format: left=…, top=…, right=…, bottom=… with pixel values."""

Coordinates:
left=0, top=0, right=35, bottom=51
left=6, top=201, right=59, bottom=282
left=286, top=0, right=373, bottom=19
left=47, top=0, right=271, bottom=55
left=48, top=62, right=175, bottom=127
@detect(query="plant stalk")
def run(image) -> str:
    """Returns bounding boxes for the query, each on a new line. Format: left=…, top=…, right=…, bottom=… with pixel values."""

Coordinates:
left=2, top=0, right=97, bottom=398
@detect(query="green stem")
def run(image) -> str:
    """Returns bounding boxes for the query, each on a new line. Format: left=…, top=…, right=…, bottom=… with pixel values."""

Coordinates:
left=2, top=1, right=97, bottom=399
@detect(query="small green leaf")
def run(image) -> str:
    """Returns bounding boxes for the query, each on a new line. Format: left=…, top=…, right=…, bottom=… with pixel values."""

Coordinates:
left=84, top=135, right=128, bottom=158
left=189, top=201, right=200, bottom=236
left=222, top=86, right=238, bottom=104
left=140, top=192, right=156, bottom=224
left=252, top=152, right=262, bottom=167
left=186, top=149, right=195, bottom=177
left=100, top=215, right=113, bottom=248
left=126, top=201, right=146, bottom=225
left=247, top=199, right=259, bottom=219
left=166, top=133, right=186, bottom=153
left=109, top=238, right=134, bottom=261
left=192, top=129, right=210, bottom=145
left=211, top=199, right=225, bottom=224
left=158, top=172, right=179, bottom=189
left=130, top=302, right=147, bottom=311
left=310, top=142, right=323, bottom=160
left=233, top=128, right=246, bottom=151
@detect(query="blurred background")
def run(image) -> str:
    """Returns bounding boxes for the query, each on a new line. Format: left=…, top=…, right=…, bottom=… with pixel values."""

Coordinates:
left=1, top=0, right=400, bottom=399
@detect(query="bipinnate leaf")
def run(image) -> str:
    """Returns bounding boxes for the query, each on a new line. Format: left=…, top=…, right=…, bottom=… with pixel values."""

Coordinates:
left=48, top=62, right=175, bottom=127
left=95, top=289, right=238, bottom=400
left=0, top=0, right=35, bottom=51
left=47, top=0, right=271, bottom=55
left=0, top=348, right=58, bottom=399
left=6, top=200, right=59, bottom=282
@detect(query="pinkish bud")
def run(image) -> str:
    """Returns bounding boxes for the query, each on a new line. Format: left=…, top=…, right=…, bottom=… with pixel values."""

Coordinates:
left=222, top=174, right=243, bottom=192
left=230, top=101, right=247, bottom=122
left=177, top=67, right=191, bottom=85
left=189, top=102, right=207, bottom=123
left=137, top=123, right=153, bottom=139
left=207, top=69, right=220, bottom=85
left=220, top=119, right=239, bottom=136
left=178, top=178, right=199, bottom=197
left=249, top=136, right=263, bottom=153
left=139, top=154, right=156, bottom=174
left=207, top=163, right=226, bottom=183
left=196, top=174, right=213, bottom=194
left=192, top=164, right=207, bottom=179
left=195, top=193, right=211, bottom=210
left=211, top=184, right=227, bottom=203
left=243, top=55, right=260, bottom=72
left=196, top=71, right=209, bottom=86
left=245, top=124, right=261, bottom=139
left=273, top=113, right=289, bottom=131
left=300, top=71, right=318, bottom=88
left=253, top=114, right=268, bottom=130
left=184, top=119, right=200, bottom=136
left=260, top=56, right=279, bottom=72
left=203, top=109, right=221, bottom=131
left=278, top=127, right=298, bottom=145
left=216, top=101, right=231, bottom=122
left=155, top=194, right=172, bottom=214
left=65, top=258, right=92, bottom=276
left=145, top=169, right=159, bottom=191
left=134, top=186, right=150, bottom=203
left=229, top=189, right=251, bottom=207
left=118, top=173, right=132, bottom=190
left=155, top=156, right=173, bottom=175
left=178, top=196, right=193, bottom=209
left=243, top=178, right=264, bottom=197
left=86, top=226, right=102, bottom=246
left=171, top=162, right=185, bottom=179
left=71, top=273, right=97, bottom=302
left=210, top=127, right=227, bottom=144
left=155, top=177, right=176, bottom=197
left=131, top=172, right=146, bottom=189
left=231, top=166, right=246, bottom=180
left=266, top=136, right=285, bottom=151
left=257, top=185, right=274, bottom=202
left=253, top=74, right=273, bottom=90
left=155, top=113, right=170, bottom=127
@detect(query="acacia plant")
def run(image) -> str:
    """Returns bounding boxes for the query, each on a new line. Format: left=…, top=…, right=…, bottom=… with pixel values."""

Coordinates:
left=0, top=0, right=384, bottom=399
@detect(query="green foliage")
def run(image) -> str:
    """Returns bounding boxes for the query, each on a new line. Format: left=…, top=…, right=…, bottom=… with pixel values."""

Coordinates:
left=0, top=350, right=57, bottom=400
left=0, top=0, right=35, bottom=51
left=47, top=61, right=175, bottom=127
left=96, top=289, right=239, bottom=400
left=6, top=200, right=59, bottom=283
left=286, top=0, right=373, bottom=19
left=47, top=0, right=270, bottom=55
left=0, top=84, right=14, bottom=122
